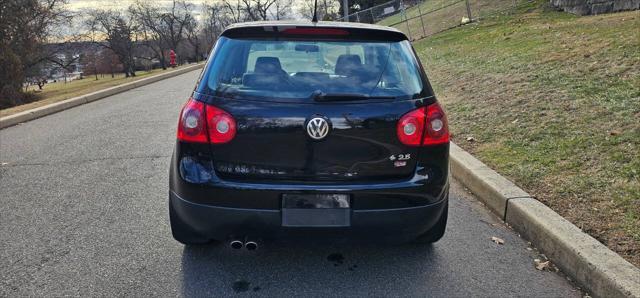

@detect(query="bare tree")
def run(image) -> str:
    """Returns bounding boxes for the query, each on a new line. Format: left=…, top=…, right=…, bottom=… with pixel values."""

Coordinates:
left=129, top=0, right=193, bottom=66
left=80, top=45, right=101, bottom=81
left=46, top=45, right=82, bottom=83
left=298, top=0, right=339, bottom=20
left=182, top=8, right=203, bottom=62
left=129, top=1, right=169, bottom=69
left=0, top=0, right=72, bottom=108
left=270, top=0, right=293, bottom=20
left=241, top=0, right=278, bottom=21
left=221, top=0, right=248, bottom=23
left=202, top=2, right=223, bottom=47
left=161, top=0, right=191, bottom=57
left=85, top=9, right=138, bottom=77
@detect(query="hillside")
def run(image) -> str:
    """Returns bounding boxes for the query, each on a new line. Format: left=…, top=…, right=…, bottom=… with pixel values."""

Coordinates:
left=406, top=1, right=639, bottom=265
left=378, top=0, right=519, bottom=40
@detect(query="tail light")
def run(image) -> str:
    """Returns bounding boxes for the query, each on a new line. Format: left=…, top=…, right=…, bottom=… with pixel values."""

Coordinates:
left=397, top=102, right=449, bottom=146
left=177, top=98, right=236, bottom=144
left=422, top=102, right=449, bottom=145
left=397, top=105, right=426, bottom=146
left=177, top=99, right=208, bottom=143
left=205, top=105, right=236, bottom=144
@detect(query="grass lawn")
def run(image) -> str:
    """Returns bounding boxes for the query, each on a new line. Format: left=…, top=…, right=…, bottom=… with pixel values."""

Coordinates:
left=378, top=0, right=518, bottom=40
left=1, top=66, right=190, bottom=117
left=412, top=1, right=640, bottom=265
left=377, top=0, right=458, bottom=27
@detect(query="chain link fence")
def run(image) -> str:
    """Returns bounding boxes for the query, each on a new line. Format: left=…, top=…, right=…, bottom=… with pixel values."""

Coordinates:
left=336, top=0, right=522, bottom=40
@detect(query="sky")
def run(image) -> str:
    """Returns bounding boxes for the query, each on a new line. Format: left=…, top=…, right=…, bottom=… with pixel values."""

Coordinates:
left=57, top=0, right=325, bottom=38
left=64, top=0, right=316, bottom=21
left=66, top=0, right=209, bottom=11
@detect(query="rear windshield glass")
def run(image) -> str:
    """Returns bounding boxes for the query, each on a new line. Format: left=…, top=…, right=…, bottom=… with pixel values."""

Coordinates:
left=198, top=37, right=428, bottom=102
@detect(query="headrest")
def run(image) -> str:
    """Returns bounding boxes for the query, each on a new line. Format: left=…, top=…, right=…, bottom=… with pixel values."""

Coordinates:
left=255, top=57, right=283, bottom=74
left=335, top=54, right=362, bottom=76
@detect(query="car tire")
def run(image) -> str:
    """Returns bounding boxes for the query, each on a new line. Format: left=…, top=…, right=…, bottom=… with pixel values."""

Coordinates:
left=169, top=200, right=210, bottom=245
left=413, top=200, right=448, bottom=244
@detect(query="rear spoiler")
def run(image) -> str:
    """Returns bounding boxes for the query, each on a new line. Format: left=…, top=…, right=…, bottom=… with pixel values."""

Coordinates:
left=221, top=24, right=408, bottom=42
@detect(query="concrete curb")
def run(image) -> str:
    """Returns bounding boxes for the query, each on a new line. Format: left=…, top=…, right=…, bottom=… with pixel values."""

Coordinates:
left=450, top=142, right=640, bottom=298
left=450, top=143, right=531, bottom=218
left=0, top=63, right=204, bottom=129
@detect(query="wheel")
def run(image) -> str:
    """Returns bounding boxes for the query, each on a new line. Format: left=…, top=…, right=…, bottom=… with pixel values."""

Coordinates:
left=413, top=200, right=448, bottom=244
left=169, top=200, right=210, bottom=245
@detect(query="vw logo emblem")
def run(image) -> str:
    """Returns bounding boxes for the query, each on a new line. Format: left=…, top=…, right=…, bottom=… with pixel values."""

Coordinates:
left=306, top=117, right=330, bottom=140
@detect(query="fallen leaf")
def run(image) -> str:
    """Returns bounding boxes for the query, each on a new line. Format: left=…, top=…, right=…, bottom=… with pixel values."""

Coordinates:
left=491, top=236, right=504, bottom=245
left=609, top=130, right=621, bottom=136
left=535, top=259, right=550, bottom=271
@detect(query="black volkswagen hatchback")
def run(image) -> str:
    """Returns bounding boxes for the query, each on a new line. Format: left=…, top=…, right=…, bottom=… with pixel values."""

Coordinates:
left=169, top=21, right=450, bottom=248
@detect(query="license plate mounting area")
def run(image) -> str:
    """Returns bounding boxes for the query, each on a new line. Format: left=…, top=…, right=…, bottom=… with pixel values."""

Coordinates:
left=281, top=194, right=351, bottom=227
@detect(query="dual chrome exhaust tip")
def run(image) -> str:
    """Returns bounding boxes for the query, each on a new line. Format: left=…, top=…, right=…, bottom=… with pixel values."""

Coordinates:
left=229, top=239, right=258, bottom=251
left=245, top=241, right=258, bottom=251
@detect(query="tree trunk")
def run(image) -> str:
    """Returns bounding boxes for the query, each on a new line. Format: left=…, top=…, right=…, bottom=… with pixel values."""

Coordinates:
left=129, top=62, right=136, bottom=77
left=194, top=37, right=200, bottom=62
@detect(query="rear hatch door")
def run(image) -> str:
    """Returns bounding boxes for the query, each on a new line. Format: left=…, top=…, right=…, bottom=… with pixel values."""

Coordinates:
left=207, top=98, right=421, bottom=182
left=196, top=28, right=432, bottom=182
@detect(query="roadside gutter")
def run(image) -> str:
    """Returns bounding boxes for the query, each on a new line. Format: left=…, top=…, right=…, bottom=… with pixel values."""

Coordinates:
left=450, top=142, right=640, bottom=298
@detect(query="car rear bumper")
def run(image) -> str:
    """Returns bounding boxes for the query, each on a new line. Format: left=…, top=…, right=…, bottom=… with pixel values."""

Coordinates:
left=169, top=188, right=448, bottom=243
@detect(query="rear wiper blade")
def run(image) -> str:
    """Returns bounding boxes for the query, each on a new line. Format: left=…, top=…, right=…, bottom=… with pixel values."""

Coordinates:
left=311, top=91, right=395, bottom=102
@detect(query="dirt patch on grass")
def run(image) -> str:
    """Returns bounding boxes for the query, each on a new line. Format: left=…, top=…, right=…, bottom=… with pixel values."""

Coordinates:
left=415, top=6, right=639, bottom=266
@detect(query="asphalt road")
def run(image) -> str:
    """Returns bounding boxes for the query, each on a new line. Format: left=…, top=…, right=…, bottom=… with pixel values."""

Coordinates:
left=0, top=70, right=581, bottom=297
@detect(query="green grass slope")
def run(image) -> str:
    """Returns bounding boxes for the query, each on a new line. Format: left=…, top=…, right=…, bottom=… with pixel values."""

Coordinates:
left=411, top=1, right=639, bottom=265
left=378, top=0, right=519, bottom=40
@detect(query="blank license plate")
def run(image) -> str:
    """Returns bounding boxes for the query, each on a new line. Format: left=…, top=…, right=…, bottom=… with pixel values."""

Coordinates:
left=281, top=194, right=351, bottom=227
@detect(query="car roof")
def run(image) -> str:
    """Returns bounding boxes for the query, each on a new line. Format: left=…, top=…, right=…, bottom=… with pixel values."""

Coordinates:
left=225, top=21, right=403, bottom=33
left=221, top=21, right=408, bottom=41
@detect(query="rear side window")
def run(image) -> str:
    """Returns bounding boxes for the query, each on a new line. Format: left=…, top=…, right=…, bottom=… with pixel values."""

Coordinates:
left=199, top=37, right=428, bottom=102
